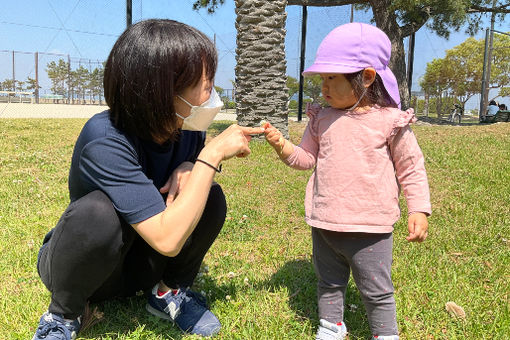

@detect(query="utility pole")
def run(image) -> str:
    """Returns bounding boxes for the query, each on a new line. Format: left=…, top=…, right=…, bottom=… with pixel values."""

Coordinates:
left=126, top=0, right=132, bottom=28
left=350, top=5, right=354, bottom=22
left=406, top=33, right=416, bottom=100
left=12, top=51, right=15, bottom=91
left=68, top=55, right=71, bottom=104
left=298, top=5, right=308, bottom=122
left=479, top=0, right=497, bottom=120
left=485, top=0, right=497, bottom=103
left=35, top=52, right=39, bottom=103
left=480, top=28, right=490, bottom=121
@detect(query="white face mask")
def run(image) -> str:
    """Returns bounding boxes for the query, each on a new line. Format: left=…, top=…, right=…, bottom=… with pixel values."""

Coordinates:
left=175, top=88, right=223, bottom=131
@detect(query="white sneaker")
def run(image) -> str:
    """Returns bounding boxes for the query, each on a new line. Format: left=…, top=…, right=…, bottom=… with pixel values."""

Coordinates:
left=372, top=335, right=399, bottom=340
left=315, top=319, right=348, bottom=340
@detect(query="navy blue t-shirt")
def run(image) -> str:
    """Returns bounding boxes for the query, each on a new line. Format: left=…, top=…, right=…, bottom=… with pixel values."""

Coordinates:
left=68, top=111, right=205, bottom=224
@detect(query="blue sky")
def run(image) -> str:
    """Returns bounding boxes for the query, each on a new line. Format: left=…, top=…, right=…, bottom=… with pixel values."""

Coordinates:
left=1, top=0, right=507, bottom=109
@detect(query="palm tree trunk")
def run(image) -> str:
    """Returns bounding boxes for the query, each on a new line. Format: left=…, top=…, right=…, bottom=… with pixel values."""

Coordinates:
left=235, top=0, right=289, bottom=137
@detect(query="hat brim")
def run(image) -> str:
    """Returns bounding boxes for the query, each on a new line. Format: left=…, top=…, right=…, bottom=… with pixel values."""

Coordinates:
left=302, top=62, right=364, bottom=76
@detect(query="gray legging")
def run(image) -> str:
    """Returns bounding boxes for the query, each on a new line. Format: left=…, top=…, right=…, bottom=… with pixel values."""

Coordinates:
left=312, top=228, right=398, bottom=336
left=37, top=184, right=226, bottom=319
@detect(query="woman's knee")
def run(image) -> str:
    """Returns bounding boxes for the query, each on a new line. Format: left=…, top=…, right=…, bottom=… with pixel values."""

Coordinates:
left=205, top=182, right=227, bottom=222
left=72, top=190, right=118, bottom=223
left=208, top=183, right=226, bottom=211
left=59, top=191, right=127, bottom=250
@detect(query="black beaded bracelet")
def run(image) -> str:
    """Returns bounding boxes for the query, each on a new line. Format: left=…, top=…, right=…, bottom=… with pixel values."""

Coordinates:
left=196, top=158, right=222, bottom=173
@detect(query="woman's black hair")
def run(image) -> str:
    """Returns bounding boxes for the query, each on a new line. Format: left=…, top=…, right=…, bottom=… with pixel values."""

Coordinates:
left=344, top=71, right=398, bottom=108
left=104, top=19, right=217, bottom=143
left=489, top=100, right=497, bottom=106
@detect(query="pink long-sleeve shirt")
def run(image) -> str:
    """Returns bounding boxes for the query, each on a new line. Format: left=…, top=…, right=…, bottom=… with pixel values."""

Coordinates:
left=285, top=105, right=431, bottom=233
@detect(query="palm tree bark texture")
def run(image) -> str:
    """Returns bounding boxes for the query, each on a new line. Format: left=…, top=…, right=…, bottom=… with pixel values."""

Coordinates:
left=235, top=0, right=289, bottom=138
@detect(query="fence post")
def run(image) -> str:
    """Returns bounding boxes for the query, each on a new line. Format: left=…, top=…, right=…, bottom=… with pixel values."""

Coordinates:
left=407, top=33, right=415, bottom=99
left=297, top=5, right=307, bottom=122
left=126, top=0, right=132, bottom=28
left=35, top=52, right=39, bottom=103
left=68, top=55, right=71, bottom=104
left=12, top=50, right=16, bottom=91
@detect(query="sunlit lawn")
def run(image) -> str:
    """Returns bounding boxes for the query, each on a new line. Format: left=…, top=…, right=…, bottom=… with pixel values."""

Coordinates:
left=0, top=118, right=509, bottom=339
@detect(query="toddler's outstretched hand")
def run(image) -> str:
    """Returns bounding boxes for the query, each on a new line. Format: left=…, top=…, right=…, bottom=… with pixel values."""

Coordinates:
left=406, top=212, right=428, bottom=242
left=260, top=121, right=292, bottom=159
left=261, top=121, right=283, bottom=149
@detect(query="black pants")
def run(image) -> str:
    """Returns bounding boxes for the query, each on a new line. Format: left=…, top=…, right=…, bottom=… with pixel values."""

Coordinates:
left=37, top=184, right=226, bottom=319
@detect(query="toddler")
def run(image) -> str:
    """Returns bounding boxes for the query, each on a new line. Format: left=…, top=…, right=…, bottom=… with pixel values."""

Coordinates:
left=263, top=23, right=431, bottom=340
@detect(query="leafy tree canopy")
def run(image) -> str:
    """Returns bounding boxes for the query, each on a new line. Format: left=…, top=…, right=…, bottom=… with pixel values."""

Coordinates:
left=286, top=0, right=510, bottom=38
left=420, top=32, right=510, bottom=104
left=287, top=75, right=327, bottom=104
left=192, top=0, right=225, bottom=13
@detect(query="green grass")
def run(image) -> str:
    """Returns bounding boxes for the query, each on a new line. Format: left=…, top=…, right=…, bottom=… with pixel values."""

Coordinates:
left=1, top=118, right=509, bottom=339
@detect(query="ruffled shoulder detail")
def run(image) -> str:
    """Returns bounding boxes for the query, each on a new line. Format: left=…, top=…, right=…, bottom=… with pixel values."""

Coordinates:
left=389, top=108, right=416, bottom=138
left=305, top=102, right=323, bottom=137
left=305, top=102, right=321, bottom=119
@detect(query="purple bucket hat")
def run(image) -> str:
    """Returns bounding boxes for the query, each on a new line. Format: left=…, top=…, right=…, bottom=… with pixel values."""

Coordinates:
left=303, top=22, right=401, bottom=108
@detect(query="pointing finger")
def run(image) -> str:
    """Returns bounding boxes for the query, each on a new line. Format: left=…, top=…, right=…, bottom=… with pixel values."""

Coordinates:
left=239, top=126, right=266, bottom=135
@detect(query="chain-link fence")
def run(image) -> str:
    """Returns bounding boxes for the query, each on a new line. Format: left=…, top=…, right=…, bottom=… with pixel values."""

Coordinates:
left=0, top=50, right=105, bottom=104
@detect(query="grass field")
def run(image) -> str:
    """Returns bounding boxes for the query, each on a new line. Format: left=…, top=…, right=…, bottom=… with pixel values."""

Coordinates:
left=0, top=118, right=509, bottom=339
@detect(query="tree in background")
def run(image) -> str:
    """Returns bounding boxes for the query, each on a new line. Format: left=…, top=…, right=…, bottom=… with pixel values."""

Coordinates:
left=25, top=77, right=41, bottom=93
left=304, top=76, right=323, bottom=103
left=287, top=75, right=322, bottom=102
left=74, top=66, right=90, bottom=104
left=15, top=81, right=26, bottom=92
left=490, top=32, right=510, bottom=100
left=89, top=66, right=104, bottom=105
left=1, top=79, right=15, bottom=92
left=67, top=68, right=79, bottom=104
left=46, top=59, right=105, bottom=104
left=420, top=32, right=510, bottom=116
left=286, top=76, right=299, bottom=100
left=420, top=58, right=450, bottom=118
left=443, top=38, right=482, bottom=109
left=46, top=59, right=69, bottom=99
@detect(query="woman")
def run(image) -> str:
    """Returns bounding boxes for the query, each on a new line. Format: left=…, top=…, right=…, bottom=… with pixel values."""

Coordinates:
left=32, top=19, right=264, bottom=340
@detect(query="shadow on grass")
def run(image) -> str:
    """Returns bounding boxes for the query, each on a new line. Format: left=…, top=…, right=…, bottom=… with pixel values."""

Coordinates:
left=258, top=258, right=372, bottom=339
left=78, top=260, right=371, bottom=338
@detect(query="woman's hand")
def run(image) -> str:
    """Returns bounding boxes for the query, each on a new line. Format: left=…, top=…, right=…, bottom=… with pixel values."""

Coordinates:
left=407, top=212, right=429, bottom=242
left=201, top=124, right=265, bottom=164
left=159, top=161, right=194, bottom=205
